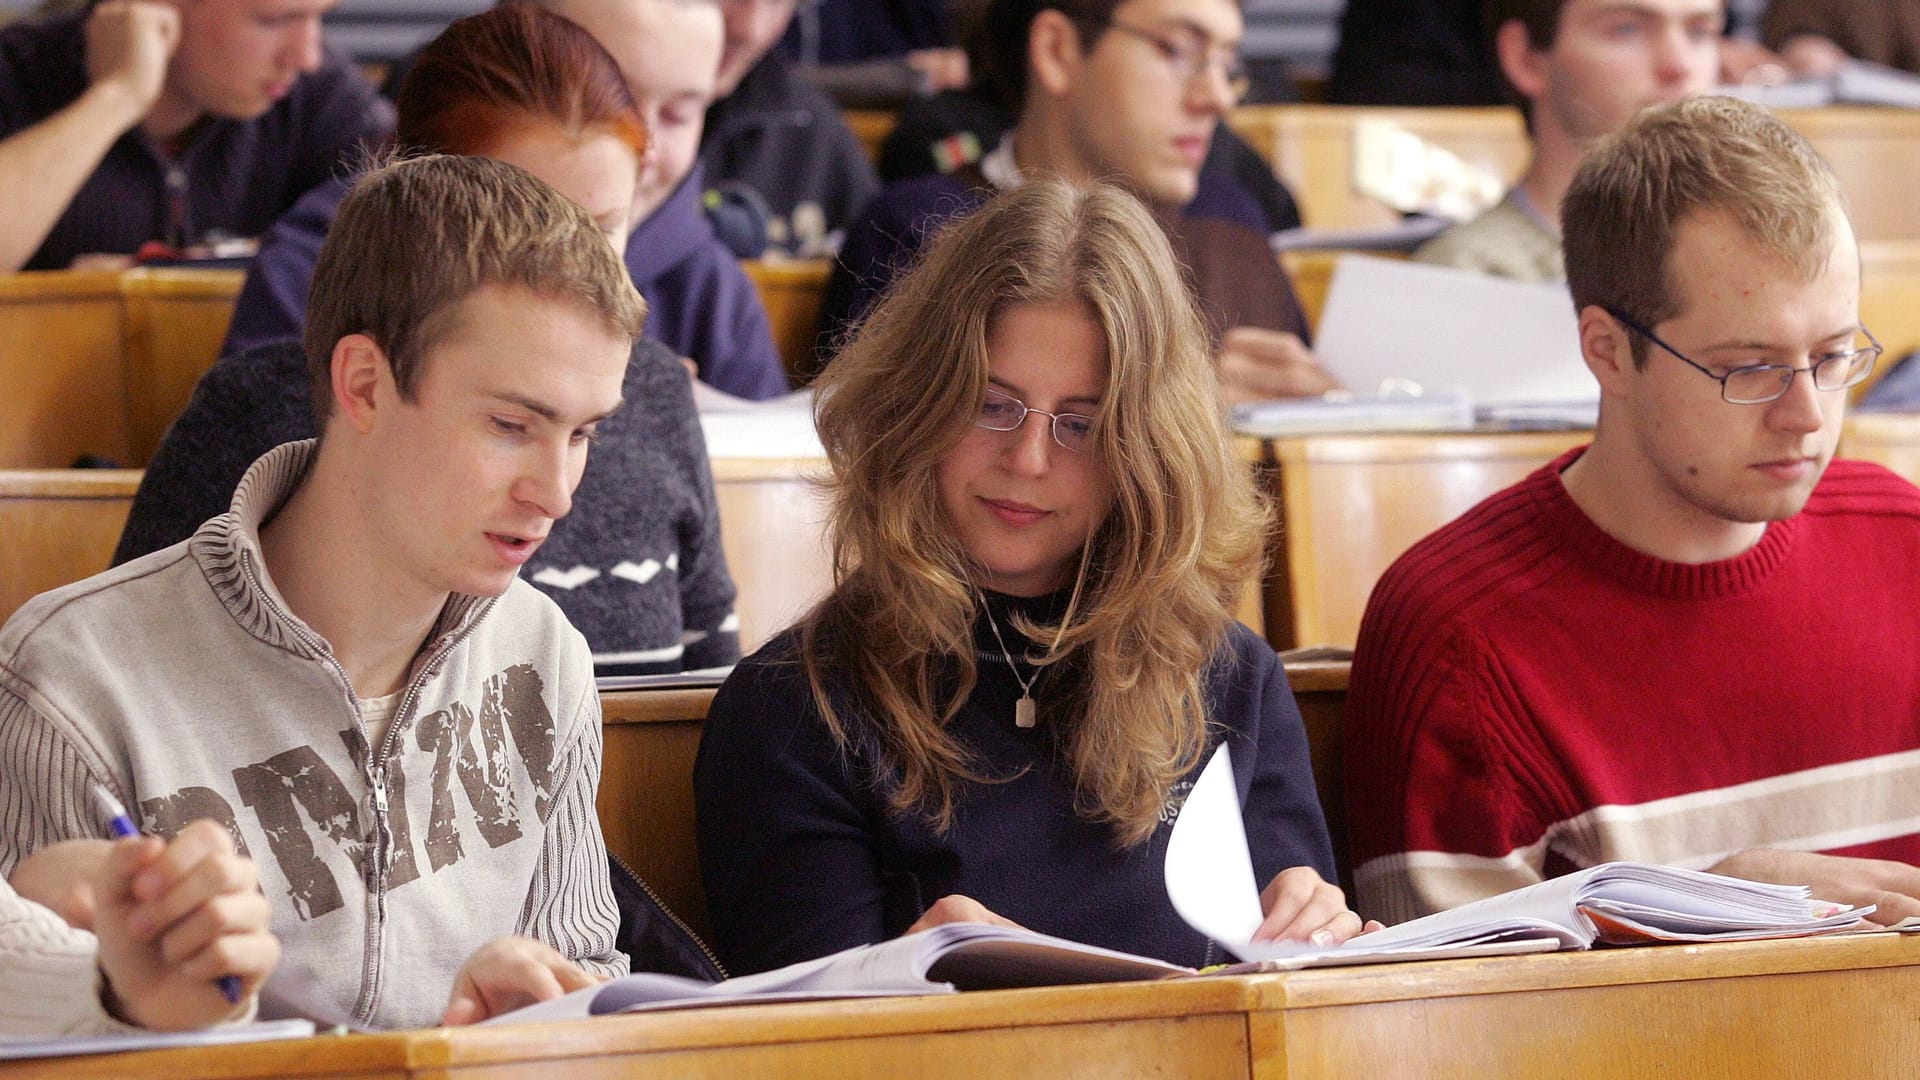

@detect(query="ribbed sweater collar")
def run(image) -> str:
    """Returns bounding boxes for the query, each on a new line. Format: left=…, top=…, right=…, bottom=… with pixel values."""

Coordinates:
left=1525, top=447, right=1801, bottom=600
left=188, top=439, right=494, bottom=660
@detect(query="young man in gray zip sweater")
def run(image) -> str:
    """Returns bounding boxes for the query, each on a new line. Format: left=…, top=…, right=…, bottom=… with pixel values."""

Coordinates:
left=0, top=153, right=644, bottom=1029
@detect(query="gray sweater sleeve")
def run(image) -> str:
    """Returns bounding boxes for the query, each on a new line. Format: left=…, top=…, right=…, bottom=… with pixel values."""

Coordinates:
left=513, top=652, right=626, bottom=978
left=0, top=686, right=110, bottom=879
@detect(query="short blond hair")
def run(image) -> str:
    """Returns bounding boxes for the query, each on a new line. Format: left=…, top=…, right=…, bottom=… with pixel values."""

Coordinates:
left=1562, top=95, right=1843, bottom=366
left=304, top=152, right=647, bottom=421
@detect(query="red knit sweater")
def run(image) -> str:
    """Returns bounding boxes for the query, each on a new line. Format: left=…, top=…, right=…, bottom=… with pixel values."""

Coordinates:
left=1346, top=449, right=1920, bottom=924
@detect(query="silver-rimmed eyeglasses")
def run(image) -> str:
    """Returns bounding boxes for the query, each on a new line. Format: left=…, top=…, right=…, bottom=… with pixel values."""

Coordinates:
left=975, top=387, right=1096, bottom=453
left=1605, top=307, right=1882, bottom=405
left=1104, top=19, right=1251, bottom=105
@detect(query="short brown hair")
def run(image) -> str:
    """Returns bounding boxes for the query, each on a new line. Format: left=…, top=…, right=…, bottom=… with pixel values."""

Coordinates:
left=303, top=153, right=647, bottom=421
left=1562, top=95, right=1843, bottom=367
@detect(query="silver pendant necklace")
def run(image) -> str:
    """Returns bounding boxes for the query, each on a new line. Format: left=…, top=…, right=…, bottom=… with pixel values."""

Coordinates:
left=982, top=604, right=1038, bottom=728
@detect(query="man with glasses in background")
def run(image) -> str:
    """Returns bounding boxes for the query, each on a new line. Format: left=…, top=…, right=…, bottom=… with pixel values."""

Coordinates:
left=1345, top=95, right=1920, bottom=926
left=818, top=0, right=1336, bottom=403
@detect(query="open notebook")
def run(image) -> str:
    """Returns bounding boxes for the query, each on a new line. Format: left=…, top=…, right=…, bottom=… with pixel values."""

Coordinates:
left=1164, top=745, right=1874, bottom=970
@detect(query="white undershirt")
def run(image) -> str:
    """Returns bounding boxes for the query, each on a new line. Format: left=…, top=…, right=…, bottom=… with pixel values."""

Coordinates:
left=357, top=689, right=404, bottom=755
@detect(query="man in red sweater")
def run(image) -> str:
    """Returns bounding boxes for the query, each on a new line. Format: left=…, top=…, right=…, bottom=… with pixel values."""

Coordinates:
left=1346, top=94, right=1920, bottom=926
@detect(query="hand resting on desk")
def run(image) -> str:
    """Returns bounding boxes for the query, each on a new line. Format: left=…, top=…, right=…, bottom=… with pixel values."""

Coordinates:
left=1710, top=849, right=1920, bottom=926
left=1217, top=328, right=1340, bottom=406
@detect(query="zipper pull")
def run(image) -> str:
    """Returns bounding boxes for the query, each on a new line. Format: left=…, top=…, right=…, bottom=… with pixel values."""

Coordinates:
left=370, top=765, right=389, bottom=815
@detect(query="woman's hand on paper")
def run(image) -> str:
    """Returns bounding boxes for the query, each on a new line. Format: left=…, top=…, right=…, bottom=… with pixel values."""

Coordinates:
left=1251, top=866, right=1382, bottom=946
left=1709, top=849, right=1920, bottom=926
left=904, top=894, right=1027, bottom=935
left=442, top=936, right=607, bottom=1025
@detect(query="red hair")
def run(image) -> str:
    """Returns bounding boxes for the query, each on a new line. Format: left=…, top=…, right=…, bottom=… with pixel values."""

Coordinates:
left=395, top=1, right=648, bottom=163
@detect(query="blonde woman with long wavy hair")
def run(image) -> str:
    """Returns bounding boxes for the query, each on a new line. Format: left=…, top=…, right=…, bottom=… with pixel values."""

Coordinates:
left=694, top=179, right=1366, bottom=974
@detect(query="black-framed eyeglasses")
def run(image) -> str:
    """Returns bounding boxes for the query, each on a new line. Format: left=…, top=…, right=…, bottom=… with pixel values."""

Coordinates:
left=1604, top=307, right=1882, bottom=405
left=975, top=388, right=1096, bottom=453
left=1103, top=19, right=1251, bottom=105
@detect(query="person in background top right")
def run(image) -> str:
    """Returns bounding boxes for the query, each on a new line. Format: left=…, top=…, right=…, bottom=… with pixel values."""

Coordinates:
left=1412, top=0, right=1721, bottom=281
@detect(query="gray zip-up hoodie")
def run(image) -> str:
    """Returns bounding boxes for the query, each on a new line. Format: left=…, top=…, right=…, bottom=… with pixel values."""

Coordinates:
left=0, top=441, right=626, bottom=1030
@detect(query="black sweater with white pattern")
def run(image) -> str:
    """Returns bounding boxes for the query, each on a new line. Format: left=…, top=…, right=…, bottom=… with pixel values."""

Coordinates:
left=114, top=338, right=738, bottom=674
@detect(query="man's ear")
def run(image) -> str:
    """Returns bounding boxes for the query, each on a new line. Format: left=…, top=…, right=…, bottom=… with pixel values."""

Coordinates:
left=1494, top=20, right=1550, bottom=102
left=330, top=333, right=390, bottom=435
left=1578, top=305, right=1635, bottom=397
left=1028, top=9, right=1087, bottom=99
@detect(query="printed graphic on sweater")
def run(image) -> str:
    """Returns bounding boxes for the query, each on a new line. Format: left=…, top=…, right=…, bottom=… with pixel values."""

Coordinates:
left=138, top=663, right=557, bottom=922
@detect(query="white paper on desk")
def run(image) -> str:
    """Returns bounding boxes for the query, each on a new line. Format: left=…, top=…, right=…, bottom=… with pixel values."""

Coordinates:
left=1163, top=743, right=1266, bottom=948
left=1161, top=745, right=1565, bottom=968
left=1314, top=256, right=1595, bottom=409
left=699, top=389, right=824, bottom=459
left=594, top=665, right=733, bottom=691
left=0, top=1019, right=316, bottom=1061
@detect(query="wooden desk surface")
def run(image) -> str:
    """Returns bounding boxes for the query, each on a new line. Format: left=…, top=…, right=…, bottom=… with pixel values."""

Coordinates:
left=14, top=934, right=1919, bottom=1078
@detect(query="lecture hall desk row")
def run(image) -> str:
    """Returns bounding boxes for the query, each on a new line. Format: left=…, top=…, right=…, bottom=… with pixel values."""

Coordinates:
left=7, top=932, right=1920, bottom=1078
left=12, top=670, right=1920, bottom=1079
left=0, top=263, right=823, bottom=472
left=850, top=103, right=1920, bottom=244
left=8, top=415, right=1920, bottom=653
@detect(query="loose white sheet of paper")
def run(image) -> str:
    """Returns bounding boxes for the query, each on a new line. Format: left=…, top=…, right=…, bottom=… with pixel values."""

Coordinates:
left=1314, top=255, right=1594, bottom=409
left=1163, top=743, right=1266, bottom=948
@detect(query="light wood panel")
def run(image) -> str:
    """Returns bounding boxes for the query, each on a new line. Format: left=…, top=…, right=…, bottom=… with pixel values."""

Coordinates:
left=120, top=268, right=243, bottom=464
left=708, top=456, right=833, bottom=652
left=1780, top=106, right=1920, bottom=245
left=0, top=267, right=242, bottom=469
left=1231, top=105, right=1527, bottom=232
left=1235, top=104, right=1920, bottom=242
left=1844, top=412, right=1920, bottom=485
left=10, top=930, right=1920, bottom=1077
left=739, top=258, right=830, bottom=383
left=1857, top=240, right=1920, bottom=398
left=599, top=689, right=714, bottom=942
left=1244, top=934, right=1920, bottom=1079
left=0, top=270, right=130, bottom=467
left=0, top=469, right=141, bottom=624
left=1266, top=431, right=1588, bottom=650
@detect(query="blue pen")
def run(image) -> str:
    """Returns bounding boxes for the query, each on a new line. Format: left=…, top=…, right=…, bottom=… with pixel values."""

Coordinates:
left=91, top=786, right=243, bottom=1006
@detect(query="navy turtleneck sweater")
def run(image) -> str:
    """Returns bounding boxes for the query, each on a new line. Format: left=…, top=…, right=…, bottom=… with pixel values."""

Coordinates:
left=693, top=591, right=1335, bottom=974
